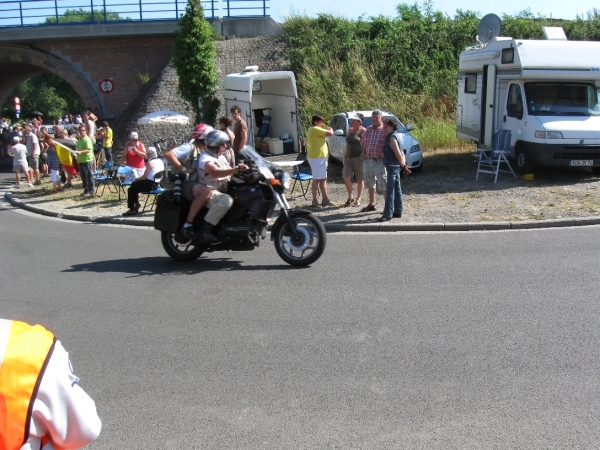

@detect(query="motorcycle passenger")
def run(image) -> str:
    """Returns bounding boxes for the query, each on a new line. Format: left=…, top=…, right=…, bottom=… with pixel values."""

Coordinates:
left=162, top=124, right=213, bottom=179
left=196, top=130, right=249, bottom=243
left=182, top=126, right=216, bottom=218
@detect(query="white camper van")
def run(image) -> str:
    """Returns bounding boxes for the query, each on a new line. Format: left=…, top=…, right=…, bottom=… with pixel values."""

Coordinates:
left=223, top=66, right=300, bottom=154
left=457, top=15, right=600, bottom=174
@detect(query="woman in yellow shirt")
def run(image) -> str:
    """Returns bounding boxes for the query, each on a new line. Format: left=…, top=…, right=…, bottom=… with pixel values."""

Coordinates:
left=306, top=114, right=334, bottom=207
left=101, top=120, right=113, bottom=164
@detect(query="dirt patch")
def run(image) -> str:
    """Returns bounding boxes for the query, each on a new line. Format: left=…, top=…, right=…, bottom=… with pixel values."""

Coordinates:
left=9, top=153, right=600, bottom=224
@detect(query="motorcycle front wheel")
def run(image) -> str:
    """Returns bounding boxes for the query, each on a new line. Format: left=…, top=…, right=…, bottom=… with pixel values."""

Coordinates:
left=161, top=231, right=204, bottom=262
left=273, top=213, right=327, bottom=266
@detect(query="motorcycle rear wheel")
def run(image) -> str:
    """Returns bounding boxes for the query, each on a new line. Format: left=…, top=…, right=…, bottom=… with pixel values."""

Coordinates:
left=161, top=231, right=204, bottom=261
left=273, top=212, right=326, bottom=266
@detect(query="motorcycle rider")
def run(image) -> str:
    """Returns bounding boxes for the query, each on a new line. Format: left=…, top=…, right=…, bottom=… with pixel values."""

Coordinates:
left=163, top=124, right=215, bottom=237
left=196, top=130, right=249, bottom=243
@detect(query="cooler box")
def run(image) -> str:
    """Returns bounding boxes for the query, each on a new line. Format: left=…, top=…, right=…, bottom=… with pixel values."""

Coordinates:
left=268, top=138, right=284, bottom=155
left=283, top=138, right=295, bottom=154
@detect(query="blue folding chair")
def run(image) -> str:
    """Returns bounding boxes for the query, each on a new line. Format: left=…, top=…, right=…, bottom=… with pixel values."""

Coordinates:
left=93, top=161, right=116, bottom=197
left=140, top=171, right=166, bottom=213
left=116, top=166, right=134, bottom=201
left=290, top=160, right=313, bottom=199
left=475, top=129, right=517, bottom=183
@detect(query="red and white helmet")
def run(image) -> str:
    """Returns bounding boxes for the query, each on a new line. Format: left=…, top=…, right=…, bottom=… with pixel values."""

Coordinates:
left=192, top=123, right=214, bottom=140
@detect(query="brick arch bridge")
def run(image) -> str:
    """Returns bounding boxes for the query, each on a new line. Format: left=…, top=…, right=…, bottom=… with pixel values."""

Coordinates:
left=0, top=22, right=180, bottom=121
left=0, top=19, right=281, bottom=122
left=0, top=44, right=106, bottom=117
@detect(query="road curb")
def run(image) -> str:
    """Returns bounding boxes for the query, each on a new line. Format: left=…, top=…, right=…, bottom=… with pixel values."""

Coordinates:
left=5, top=192, right=600, bottom=232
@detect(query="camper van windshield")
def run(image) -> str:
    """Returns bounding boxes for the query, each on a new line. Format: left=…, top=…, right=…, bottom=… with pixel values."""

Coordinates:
left=525, top=83, right=600, bottom=117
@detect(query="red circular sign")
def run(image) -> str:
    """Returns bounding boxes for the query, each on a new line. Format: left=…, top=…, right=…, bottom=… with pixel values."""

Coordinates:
left=99, top=78, right=114, bottom=94
left=14, top=97, right=20, bottom=104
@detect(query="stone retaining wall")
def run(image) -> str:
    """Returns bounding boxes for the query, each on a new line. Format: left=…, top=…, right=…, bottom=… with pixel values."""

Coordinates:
left=112, top=36, right=290, bottom=158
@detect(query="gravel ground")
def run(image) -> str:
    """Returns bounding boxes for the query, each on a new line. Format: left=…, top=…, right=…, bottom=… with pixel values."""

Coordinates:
left=7, top=155, right=600, bottom=224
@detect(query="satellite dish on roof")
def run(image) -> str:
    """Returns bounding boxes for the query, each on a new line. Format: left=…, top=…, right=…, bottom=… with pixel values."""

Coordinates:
left=477, top=14, right=502, bottom=44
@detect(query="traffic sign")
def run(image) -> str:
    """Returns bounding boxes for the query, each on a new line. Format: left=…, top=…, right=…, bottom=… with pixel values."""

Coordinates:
left=99, top=78, right=114, bottom=94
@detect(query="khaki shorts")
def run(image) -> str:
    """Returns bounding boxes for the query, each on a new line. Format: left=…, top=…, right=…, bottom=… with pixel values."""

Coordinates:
left=13, top=162, right=29, bottom=173
left=363, top=158, right=386, bottom=191
left=343, top=155, right=364, bottom=180
left=27, top=154, right=39, bottom=170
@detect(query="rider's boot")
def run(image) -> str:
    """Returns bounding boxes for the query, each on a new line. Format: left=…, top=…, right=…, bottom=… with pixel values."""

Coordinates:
left=200, top=222, right=220, bottom=244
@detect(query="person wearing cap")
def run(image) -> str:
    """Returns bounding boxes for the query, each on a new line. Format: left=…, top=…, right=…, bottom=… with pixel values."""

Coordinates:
left=8, top=135, right=33, bottom=188
left=122, top=146, right=165, bottom=216
left=122, top=131, right=147, bottom=181
left=343, top=113, right=366, bottom=207
left=75, top=125, right=95, bottom=197
left=0, top=318, right=101, bottom=449
left=361, top=109, right=387, bottom=212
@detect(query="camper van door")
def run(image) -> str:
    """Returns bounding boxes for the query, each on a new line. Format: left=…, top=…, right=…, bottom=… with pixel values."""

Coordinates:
left=226, top=100, right=254, bottom=148
left=481, top=65, right=496, bottom=148
left=504, top=83, right=525, bottom=149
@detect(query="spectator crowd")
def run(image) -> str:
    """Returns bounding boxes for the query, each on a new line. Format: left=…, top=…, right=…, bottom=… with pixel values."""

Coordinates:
left=2, top=107, right=411, bottom=222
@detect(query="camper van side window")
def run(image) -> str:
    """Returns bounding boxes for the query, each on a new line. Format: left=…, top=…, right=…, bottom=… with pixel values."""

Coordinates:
left=465, top=74, right=477, bottom=94
left=501, top=48, right=514, bottom=64
left=507, top=84, right=524, bottom=119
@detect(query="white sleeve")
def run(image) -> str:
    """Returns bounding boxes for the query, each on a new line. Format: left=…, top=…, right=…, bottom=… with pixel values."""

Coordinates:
left=27, top=340, right=102, bottom=449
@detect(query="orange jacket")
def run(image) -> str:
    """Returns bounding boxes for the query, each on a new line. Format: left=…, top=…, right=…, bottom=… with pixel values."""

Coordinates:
left=0, top=319, right=56, bottom=450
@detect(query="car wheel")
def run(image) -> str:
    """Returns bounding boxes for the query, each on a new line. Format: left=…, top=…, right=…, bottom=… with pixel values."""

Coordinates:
left=515, top=144, right=533, bottom=175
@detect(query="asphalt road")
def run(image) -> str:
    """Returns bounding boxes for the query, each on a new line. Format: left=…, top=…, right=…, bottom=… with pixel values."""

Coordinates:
left=1, top=193, right=600, bottom=448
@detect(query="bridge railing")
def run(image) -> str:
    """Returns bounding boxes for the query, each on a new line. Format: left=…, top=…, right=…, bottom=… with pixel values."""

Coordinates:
left=0, top=0, right=270, bottom=27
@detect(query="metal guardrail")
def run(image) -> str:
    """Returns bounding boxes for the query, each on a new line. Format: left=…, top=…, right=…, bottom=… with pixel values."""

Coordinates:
left=0, top=0, right=269, bottom=27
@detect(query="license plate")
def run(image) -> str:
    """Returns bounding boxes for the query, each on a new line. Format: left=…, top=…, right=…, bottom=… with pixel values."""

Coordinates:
left=569, top=160, right=593, bottom=166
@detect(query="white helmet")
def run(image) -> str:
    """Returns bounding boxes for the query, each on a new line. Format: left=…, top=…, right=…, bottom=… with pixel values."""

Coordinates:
left=205, top=130, right=230, bottom=149
left=192, top=123, right=214, bottom=140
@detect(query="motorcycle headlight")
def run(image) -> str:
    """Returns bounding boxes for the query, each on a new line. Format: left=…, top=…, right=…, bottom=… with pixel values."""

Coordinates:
left=281, top=171, right=291, bottom=190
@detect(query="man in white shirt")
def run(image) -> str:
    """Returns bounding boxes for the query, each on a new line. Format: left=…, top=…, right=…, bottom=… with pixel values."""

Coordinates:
left=24, top=125, right=41, bottom=185
left=9, top=135, right=33, bottom=188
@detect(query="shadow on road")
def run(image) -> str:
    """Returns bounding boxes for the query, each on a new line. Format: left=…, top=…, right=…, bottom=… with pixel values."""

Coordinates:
left=62, top=256, right=308, bottom=277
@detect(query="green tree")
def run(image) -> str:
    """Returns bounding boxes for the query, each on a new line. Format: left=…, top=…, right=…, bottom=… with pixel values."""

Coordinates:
left=172, top=0, right=218, bottom=124
left=1, top=73, right=84, bottom=122
left=44, top=8, right=126, bottom=24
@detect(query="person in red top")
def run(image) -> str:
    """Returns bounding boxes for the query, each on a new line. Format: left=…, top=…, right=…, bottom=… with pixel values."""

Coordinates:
left=361, top=110, right=388, bottom=212
left=122, top=131, right=147, bottom=180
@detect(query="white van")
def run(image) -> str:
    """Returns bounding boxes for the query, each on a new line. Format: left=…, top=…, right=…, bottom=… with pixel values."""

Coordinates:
left=223, top=66, right=300, bottom=153
left=457, top=16, right=600, bottom=174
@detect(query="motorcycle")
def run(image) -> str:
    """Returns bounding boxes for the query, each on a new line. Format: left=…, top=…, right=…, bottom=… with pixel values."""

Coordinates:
left=154, top=147, right=327, bottom=266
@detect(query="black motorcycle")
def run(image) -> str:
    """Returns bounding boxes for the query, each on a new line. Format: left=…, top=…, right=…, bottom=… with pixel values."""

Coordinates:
left=154, top=147, right=327, bottom=266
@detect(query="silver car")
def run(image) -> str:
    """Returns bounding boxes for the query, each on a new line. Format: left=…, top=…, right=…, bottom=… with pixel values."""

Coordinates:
left=326, top=110, right=423, bottom=171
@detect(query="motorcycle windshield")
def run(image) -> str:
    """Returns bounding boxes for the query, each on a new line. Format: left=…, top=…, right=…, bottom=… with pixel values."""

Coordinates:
left=243, top=146, right=274, bottom=180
